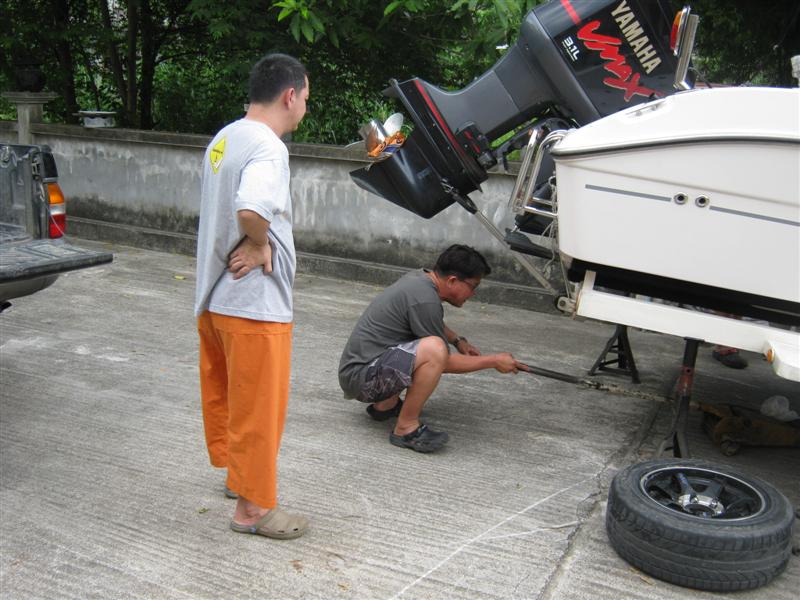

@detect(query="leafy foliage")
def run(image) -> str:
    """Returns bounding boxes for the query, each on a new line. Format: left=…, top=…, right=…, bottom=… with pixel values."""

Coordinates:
left=687, top=0, right=800, bottom=87
left=1, top=1, right=797, bottom=141
left=275, top=1, right=547, bottom=142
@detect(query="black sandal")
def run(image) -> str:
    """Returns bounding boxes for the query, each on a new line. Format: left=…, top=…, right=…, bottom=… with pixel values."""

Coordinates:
left=389, top=423, right=449, bottom=453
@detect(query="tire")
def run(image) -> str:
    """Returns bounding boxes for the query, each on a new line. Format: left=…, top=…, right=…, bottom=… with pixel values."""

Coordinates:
left=606, top=458, right=795, bottom=592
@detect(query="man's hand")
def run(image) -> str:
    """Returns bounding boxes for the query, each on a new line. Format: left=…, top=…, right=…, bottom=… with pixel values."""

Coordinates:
left=228, top=238, right=272, bottom=279
left=493, top=352, right=526, bottom=374
left=456, top=339, right=481, bottom=356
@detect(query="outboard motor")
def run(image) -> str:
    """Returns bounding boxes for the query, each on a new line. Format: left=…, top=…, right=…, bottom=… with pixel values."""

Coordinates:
left=351, top=0, right=686, bottom=219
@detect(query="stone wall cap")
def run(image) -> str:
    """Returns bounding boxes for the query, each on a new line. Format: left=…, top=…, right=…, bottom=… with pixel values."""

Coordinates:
left=2, top=91, right=59, bottom=103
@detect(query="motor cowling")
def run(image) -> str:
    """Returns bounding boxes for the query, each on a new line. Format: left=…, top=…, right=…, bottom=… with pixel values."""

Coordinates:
left=351, top=0, right=685, bottom=218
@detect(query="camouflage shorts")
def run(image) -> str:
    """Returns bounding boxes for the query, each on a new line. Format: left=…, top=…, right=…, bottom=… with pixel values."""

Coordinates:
left=357, top=340, right=419, bottom=403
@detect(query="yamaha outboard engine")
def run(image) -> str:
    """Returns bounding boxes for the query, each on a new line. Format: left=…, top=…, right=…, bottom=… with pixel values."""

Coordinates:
left=351, top=0, right=686, bottom=219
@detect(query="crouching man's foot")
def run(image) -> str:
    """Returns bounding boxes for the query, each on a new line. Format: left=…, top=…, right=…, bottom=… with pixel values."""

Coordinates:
left=230, top=506, right=309, bottom=540
left=390, top=423, right=449, bottom=453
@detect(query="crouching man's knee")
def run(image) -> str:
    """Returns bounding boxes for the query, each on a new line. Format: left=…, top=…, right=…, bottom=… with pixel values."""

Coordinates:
left=416, top=336, right=448, bottom=370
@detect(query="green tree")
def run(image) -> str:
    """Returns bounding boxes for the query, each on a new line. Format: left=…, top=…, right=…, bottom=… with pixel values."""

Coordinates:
left=3, top=1, right=798, bottom=139
left=1, top=0, right=205, bottom=127
left=686, top=0, right=800, bottom=86
left=1, top=0, right=91, bottom=122
left=265, top=0, right=543, bottom=142
left=93, top=0, right=200, bottom=128
left=1, top=0, right=539, bottom=137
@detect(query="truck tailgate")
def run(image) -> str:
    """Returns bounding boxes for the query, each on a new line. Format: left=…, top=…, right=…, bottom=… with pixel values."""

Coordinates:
left=0, top=239, right=113, bottom=283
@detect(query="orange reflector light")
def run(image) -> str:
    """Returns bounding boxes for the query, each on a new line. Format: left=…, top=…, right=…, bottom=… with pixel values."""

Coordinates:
left=670, top=7, right=690, bottom=56
left=47, top=182, right=65, bottom=205
left=766, top=349, right=775, bottom=363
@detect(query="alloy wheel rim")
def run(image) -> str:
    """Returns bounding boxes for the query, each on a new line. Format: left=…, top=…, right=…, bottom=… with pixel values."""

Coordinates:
left=639, top=466, right=766, bottom=521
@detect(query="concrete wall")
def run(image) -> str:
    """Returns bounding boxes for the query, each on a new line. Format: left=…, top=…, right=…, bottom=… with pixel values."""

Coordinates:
left=0, top=120, right=557, bottom=309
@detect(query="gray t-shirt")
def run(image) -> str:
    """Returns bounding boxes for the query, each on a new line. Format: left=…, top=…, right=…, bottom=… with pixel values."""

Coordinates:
left=338, top=270, right=448, bottom=397
left=194, top=118, right=295, bottom=322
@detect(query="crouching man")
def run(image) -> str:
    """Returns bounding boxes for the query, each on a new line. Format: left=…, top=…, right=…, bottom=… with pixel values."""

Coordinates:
left=338, top=244, right=526, bottom=453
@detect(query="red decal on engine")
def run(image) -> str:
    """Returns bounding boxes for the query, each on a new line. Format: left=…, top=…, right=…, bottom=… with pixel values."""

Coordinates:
left=560, top=0, right=581, bottom=25
left=577, top=20, right=662, bottom=102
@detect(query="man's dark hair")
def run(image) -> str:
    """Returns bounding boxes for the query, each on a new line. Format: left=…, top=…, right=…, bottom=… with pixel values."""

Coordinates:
left=249, top=53, right=307, bottom=104
left=433, top=244, right=491, bottom=280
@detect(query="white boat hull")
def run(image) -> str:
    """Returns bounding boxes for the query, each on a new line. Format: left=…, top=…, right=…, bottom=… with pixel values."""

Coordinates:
left=555, top=139, right=799, bottom=303
left=551, top=87, right=800, bottom=304
left=547, top=87, right=800, bottom=381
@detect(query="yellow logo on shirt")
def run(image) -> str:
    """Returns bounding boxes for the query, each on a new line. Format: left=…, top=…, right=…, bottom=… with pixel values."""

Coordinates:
left=210, top=137, right=226, bottom=173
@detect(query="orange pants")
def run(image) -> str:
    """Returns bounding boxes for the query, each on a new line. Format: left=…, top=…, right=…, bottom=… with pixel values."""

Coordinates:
left=197, top=311, right=293, bottom=508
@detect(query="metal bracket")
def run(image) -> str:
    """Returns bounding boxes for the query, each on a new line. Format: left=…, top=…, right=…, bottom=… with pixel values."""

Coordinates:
left=509, top=129, right=568, bottom=217
left=556, top=295, right=575, bottom=313
left=470, top=208, right=557, bottom=295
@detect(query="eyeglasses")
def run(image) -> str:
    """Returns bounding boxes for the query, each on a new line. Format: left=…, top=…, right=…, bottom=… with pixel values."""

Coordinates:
left=456, top=277, right=479, bottom=291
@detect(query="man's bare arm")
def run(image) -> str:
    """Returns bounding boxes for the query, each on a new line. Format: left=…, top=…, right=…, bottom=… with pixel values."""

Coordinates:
left=445, top=352, right=524, bottom=374
left=443, top=324, right=480, bottom=356
left=238, top=209, right=270, bottom=246
left=228, top=209, right=272, bottom=279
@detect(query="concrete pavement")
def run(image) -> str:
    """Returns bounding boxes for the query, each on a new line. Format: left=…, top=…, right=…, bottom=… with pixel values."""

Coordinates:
left=1, top=239, right=798, bottom=599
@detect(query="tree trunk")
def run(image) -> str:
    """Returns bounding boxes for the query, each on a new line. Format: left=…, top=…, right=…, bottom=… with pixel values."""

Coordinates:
left=126, top=0, right=140, bottom=127
left=50, top=0, right=79, bottom=123
left=98, top=0, right=129, bottom=120
left=139, top=0, right=155, bottom=129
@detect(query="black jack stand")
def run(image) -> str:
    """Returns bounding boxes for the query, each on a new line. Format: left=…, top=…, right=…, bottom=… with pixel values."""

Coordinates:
left=589, top=324, right=640, bottom=384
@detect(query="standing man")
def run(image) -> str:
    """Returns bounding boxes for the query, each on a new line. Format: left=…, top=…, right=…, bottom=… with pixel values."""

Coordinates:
left=339, top=244, right=526, bottom=453
left=195, top=53, right=309, bottom=539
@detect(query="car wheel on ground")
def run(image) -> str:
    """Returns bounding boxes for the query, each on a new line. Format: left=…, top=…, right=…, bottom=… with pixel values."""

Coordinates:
left=606, top=458, right=795, bottom=592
